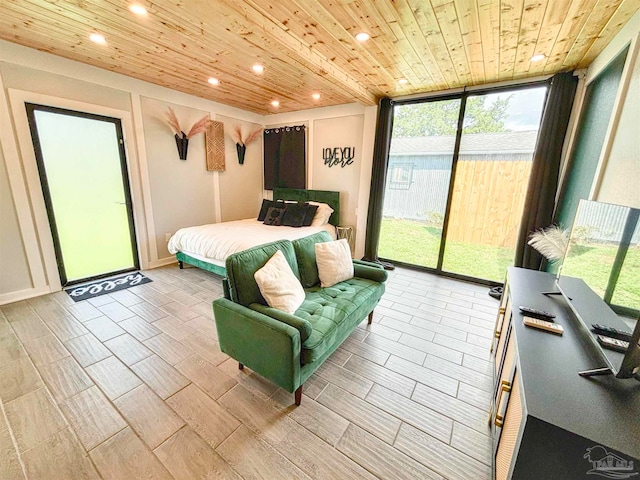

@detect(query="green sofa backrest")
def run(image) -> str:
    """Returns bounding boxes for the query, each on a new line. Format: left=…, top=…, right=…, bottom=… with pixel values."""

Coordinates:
left=225, top=239, right=300, bottom=307
left=291, top=230, right=333, bottom=288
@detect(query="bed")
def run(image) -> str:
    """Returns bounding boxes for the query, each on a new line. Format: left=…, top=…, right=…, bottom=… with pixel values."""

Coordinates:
left=168, top=188, right=340, bottom=277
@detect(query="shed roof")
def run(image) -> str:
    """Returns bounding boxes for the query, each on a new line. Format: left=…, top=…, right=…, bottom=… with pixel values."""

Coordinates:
left=390, top=130, right=538, bottom=155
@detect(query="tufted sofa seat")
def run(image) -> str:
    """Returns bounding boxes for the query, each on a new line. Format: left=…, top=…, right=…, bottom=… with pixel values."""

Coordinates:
left=212, top=231, right=387, bottom=405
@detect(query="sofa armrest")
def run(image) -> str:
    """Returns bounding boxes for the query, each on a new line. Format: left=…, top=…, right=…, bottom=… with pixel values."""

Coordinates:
left=249, top=303, right=312, bottom=342
left=353, top=260, right=388, bottom=283
left=212, top=298, right=301, bottom=392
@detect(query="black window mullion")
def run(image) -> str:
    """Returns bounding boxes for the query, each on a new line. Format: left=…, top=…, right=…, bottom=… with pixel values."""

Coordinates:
left=436, top=92, right=468, bottom=272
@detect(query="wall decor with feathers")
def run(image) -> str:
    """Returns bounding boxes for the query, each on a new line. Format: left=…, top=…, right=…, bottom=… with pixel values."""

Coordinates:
left=165, top=107, right=211, bottom=160
left=229, top=124, right=263, bottom=164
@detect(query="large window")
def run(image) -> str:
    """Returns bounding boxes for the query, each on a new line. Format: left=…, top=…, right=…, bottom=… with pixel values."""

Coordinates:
left=378, top=84, right=548, bottom=282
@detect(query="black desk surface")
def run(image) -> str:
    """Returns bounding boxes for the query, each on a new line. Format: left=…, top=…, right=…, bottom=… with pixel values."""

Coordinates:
left=507, top=267, right=640, bottom=458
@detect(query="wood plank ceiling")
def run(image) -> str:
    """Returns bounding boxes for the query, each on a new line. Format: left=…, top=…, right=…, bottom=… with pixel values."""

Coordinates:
left=0, top=0, right=638, bottom=114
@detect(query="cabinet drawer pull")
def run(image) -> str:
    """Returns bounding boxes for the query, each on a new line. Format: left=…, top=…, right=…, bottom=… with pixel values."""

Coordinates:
left=493, top=308, right=507, bottom=341
left=494, top=380, right=512, bottom=427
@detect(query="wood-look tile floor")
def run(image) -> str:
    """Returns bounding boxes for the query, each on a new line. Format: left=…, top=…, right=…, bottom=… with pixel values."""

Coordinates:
left=0, top=265, right=498, bottom=480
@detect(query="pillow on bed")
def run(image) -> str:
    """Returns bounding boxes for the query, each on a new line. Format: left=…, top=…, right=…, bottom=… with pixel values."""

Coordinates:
left=308, top=201, right=334, bottom=226
left=263, top=206, right=286, bottom=226
left=254, top=250, right=305, bottom=314
left=258, top=200, right=285, bottom=221
left=315, top=239, right=353, bottom=288
left=302, top=204, right=319, bottom=226
left=282, top=202, right=308, bottom=227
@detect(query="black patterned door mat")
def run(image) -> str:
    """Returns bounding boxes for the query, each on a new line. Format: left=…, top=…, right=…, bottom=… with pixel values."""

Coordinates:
left=65, top=272, right=152, bottom=302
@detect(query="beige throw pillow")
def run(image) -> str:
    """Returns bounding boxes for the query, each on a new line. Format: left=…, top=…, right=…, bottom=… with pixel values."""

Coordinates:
left=254, top=250, right=305, bottom=314
left=315, top=239, right=354, bottom=287
left=308, top=201, right=334, bottom=226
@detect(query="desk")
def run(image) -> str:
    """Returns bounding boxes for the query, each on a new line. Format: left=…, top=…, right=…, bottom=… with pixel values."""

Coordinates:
left=490, top=267, right=640, bottom=479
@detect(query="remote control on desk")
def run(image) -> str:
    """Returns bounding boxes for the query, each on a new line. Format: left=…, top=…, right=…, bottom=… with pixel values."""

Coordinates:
left=523, top=316, right=564, bottom=335
left=591, top=324, right=633, bottom=342
left=597, top=335, right=629, bottom=353
left=519, top=306, right=556, bottom=319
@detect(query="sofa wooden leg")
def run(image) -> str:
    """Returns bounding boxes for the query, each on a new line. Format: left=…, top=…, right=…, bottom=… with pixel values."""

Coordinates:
left=368, top=311, right=374, bottom=325
left=294, top=385, right=302, bottom=406
left=178, top=261, right=184, bottom=269
left=238, top=363, right=244, bottom=370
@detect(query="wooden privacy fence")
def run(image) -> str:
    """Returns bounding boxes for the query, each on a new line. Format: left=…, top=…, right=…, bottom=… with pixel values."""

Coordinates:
left=448, top=159, right=532, bottom=248
left=383, top=156, right=532, bottom=248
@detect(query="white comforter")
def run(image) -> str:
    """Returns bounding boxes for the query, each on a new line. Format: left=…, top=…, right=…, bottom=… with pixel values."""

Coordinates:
left=168, top=219, right=337, bottom=262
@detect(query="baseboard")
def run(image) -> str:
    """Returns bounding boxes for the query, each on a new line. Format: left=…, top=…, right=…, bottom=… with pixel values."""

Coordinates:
left=0, top=286, right=51, bottom=305
left=146, top=257, right=178, bottom=269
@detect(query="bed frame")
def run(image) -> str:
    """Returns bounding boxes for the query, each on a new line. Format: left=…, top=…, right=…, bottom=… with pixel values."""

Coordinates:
left=177, top=188, right=341, bottom=277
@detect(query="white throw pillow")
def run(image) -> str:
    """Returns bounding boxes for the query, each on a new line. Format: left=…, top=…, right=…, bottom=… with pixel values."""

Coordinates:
left=315, top=239, right=354, bottom=288
left=308, top=201, right=334, bottom=226
left=254, top=250, right=305, bottom=314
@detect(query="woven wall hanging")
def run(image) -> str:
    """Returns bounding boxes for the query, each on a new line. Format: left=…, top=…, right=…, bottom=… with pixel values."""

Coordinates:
left=205, top=120, right=226, bottom=171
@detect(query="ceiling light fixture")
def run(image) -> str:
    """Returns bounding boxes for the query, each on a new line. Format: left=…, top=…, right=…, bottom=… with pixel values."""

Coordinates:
left=312, top=93, right=321, bottom=100
left=89, top=33, right=107, bottom=45
left=530, top=54, right=546, bottom=62
left=271, top=100, right=280, bottom=107
left=398, top=78, right=408, bottom=85
left=128, top=4, right=147, bottom=15
left=252, top=64, right=265, bottom=74
left=355, top=32, right=370, bottom=42
left=208, top=77, right=220, bottom=85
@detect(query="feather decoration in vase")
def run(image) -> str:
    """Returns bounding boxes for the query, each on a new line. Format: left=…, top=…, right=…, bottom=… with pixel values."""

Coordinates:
left=164, top=108, right=211, bottom=160
left=228, top=125, right=263, bottom=165
left=528, top=225, right=569, bottom=262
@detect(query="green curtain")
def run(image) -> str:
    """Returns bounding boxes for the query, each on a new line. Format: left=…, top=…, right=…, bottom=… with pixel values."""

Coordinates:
left=263, top=125, right=306, bottom=190
left=514, top=72, right=578, bottom=269
left=363, top=97, right=394, bottom=263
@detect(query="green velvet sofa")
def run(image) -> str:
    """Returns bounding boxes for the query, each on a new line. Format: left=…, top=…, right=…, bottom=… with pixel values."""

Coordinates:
left=212, top=231, right=387, bottom=405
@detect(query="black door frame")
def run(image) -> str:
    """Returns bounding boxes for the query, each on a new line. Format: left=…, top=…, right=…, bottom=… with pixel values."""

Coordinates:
left=379, top=80, right=549, bottom=286
left=25, top=103, right=139, bottom=286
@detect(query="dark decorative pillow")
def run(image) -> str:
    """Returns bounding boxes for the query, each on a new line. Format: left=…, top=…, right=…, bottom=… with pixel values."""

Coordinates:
left=263, top=207, right=286, bottom=226
left=282, top=202, right=308, bottom=227
left=302, top=204, right=319, bottom=226
left=257, top=199, right=273, bottom=221
left=258, top=200, right=285, bottom=221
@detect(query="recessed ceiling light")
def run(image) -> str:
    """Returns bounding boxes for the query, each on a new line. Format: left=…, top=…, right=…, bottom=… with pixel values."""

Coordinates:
left=208, top=77, right=220, bottom=85
left=128, top=4, right=147, bottom=15
left=530, top=54, right=546, bottom=62
left=271, top=100, right=280, bottom=107
left=398, top=78, right=408, bottom=85
left=355, top=32, right=370, bottom=42
left=252, top=64, right=264, bottom=74
left=312, top=93, right=321, bottom=100
left=89, top=33, right=106, bottom=45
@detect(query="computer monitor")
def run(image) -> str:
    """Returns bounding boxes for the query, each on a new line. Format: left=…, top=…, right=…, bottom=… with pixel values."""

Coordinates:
left=559, top=199, right=640, bottom=315
left=618, top=316, right=640, bottom=379
left=555, top=199, right=640, bottom=379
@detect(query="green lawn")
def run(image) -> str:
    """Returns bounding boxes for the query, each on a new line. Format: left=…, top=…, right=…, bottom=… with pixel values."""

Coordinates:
left=379, top=218, right=640, bottom=310
left=378, top=218, right=513, bottom=282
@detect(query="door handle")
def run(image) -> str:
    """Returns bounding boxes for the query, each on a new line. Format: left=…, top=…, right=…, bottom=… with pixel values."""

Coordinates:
left=114, top=201, right=126, bottom=205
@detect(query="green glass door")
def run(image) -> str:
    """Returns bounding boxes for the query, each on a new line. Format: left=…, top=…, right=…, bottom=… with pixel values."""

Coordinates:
left=26, top=104, right=138, bottom=285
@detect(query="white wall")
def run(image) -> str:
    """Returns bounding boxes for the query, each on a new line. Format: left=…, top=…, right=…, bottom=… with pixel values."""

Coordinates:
left=140, top=97, right=217, bottom=258
left=0, top=40, right=262, bottom=303
left=586, top=10, right=640, bottom=208
left=265, top=104, right=378, bottom=258
left=0, top=145, right=32, bottom=295
left=217, top=115, right=264, bottom=222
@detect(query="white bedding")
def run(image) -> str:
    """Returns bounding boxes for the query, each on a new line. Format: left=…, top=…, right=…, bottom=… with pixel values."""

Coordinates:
left=168, top=219, right=337, bottom=264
